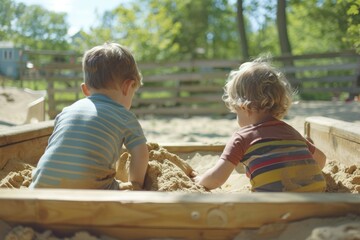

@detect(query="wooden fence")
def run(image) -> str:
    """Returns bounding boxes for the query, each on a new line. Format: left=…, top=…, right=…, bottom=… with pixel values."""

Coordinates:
left=21, top=51, right=360, bottom=119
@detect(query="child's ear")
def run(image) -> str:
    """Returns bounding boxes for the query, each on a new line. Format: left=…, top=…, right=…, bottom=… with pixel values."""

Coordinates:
left=122, top=79, right=136, bottom=96
left=81, top=83, right=91, bottom=96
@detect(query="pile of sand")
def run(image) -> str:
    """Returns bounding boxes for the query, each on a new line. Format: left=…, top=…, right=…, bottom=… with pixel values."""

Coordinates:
left=0, top=161, right=33, bottom=189
left=116, top=142, right=207, bottom=192
left=323, top=161, right=360, bottom=193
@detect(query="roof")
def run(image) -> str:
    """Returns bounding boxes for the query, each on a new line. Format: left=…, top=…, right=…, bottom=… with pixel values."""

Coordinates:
left=0, top=41, right=16, bottom=48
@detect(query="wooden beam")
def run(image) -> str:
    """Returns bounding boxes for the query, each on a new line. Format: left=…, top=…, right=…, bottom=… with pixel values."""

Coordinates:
left=305, top=116, right=360, bottom=165
left=0, top=121, right=53, bottom=147
left=0, top=121, right=53, bottom=169
left=0, top=190, right=359, bottom=234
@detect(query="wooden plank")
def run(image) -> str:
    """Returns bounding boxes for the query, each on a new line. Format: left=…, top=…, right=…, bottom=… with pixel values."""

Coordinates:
left=137, top=85, right=222, bottom=93
left=298, top=87, right=360, bottom=94
left=305, top=116, right=360, bottom=165
left=0, top=135, right=49, bottom=169
left=139, top=59, right=241, bottom=70
left=281, top=62, right=359, bottom=74
left=46, top=87, right=82, bottom=94
left=46, top=76, right=82, bottom=82
left=146, top=72, right=227, bottom=82
left=0, top=190, right=359, bottom=231
left=0, top=121, right=53, bottom=169
left=0, top=121, right=54, bottom=147
left=42, top=63, right=82, bottom=70
left=289, top=75, right=356, bottom=84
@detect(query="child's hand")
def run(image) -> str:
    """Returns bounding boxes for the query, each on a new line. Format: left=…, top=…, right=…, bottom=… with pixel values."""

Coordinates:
left=189, top=170, right=198, bottom=178
left=190, top=171, right=201, bottom=184
left=119, top=181, right=142, bottom=190
left=119, top=181, right=133, bottom=190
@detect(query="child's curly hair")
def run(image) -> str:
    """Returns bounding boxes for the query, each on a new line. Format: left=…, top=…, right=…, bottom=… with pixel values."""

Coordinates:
left=222, top=57, right=294, bottom=119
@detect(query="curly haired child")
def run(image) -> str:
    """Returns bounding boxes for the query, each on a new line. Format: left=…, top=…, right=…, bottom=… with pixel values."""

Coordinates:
left=194, top=58, right=326, bottom=192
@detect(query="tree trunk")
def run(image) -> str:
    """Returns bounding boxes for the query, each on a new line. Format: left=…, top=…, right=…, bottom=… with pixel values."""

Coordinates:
left=236, top=0, right=249, bottom=61
left=276, top=0, right=292, bottom=58
left=276, top=0, right=296, bottom=88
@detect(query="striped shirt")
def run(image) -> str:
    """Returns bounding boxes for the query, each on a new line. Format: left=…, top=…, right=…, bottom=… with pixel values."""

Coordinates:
left=221, top=119, right=326, bottom=192
left=30, top=94, right=146, bottom=189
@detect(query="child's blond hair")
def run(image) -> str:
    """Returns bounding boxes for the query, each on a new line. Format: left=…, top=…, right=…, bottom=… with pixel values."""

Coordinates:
left=223, top=57, right=293, bottom=119
left=82, top=42, right=142, bottom=89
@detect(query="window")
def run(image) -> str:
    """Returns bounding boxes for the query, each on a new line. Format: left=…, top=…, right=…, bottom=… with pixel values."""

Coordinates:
left=3, top=50, right=13, bottom=60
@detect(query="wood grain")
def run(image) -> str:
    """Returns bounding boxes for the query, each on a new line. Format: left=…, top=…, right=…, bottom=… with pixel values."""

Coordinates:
left=305, top=116, right=360, bottom=165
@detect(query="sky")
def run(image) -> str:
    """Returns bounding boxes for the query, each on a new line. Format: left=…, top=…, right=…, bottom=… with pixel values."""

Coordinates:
left=13, top=0, right=125, bottom=36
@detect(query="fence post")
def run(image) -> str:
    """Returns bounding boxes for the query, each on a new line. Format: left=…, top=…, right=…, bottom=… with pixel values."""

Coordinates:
left=45, top=71, right=56, bottom=119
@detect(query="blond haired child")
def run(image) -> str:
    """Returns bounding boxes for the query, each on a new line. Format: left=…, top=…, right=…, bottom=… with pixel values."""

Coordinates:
left=30, top=42, right=149, bottom=190
left=194, top=58, right=326, bottom=192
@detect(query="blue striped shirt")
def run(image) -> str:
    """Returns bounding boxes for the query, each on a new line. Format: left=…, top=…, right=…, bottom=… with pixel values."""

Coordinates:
left=30, top=94, right=146, bottom=189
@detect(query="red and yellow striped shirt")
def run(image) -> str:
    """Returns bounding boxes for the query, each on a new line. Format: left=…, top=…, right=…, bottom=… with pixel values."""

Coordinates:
left=220, top=119, right=326, bottom=192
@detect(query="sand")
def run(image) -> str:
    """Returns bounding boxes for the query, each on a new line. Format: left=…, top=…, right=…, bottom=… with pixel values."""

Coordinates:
left=2, top=215, right=360, bottom=240
left=116, top=142, right=208, bottom=192
left=1, top=145, right=360, bottom=240
left=1, top=142, right=359, bottom=193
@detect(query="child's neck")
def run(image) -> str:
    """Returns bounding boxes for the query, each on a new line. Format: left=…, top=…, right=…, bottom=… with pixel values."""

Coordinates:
left=91, top=88, right=128, bottom=107
left=243, top=110, right=274, bottom=127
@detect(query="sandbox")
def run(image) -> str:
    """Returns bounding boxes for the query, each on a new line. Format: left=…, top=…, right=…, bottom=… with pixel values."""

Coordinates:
left=0, top=117, right=359, bottom=239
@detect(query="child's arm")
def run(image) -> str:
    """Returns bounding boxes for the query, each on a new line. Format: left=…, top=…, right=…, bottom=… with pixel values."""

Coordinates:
left=194, top=159, right=235, bottom=190
left=128, top=143, right=149, bottom=188
left=312, top=147, right=326, bottom=169
left=306, top=136, right=326, bottom=169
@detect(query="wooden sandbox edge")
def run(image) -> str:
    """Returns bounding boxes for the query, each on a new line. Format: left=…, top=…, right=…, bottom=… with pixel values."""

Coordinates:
left=0, top=120, right=54, bottom=169
left=0, top=189, right=359, bottom=240
left=305, top=116, right=360, bottom=165
left=0, top=120, right=54, bottom=147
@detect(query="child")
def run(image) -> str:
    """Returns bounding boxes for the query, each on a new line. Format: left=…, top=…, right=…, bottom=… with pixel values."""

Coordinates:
left=193, top=58, right=327, bottom=192
left=30, top=42, right=149, bottom=190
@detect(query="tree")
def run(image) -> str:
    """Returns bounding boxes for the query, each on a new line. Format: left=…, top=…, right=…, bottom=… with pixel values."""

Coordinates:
left=0, top=0, right=16, bottom=40
left=276, top=0, right=294, bottom=78
left=288, top=0, right=353, bottom=54
left=80, top=0, right=240, bottom=62
left=339, top=0, right=360, bottom=53
left=13, top=4, right=69, bottom=51
left=236, top=0, right=249, bottom=60
left=276, top=0, right=292, bottom=57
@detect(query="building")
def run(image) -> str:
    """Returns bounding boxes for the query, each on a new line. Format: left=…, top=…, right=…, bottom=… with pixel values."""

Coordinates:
left=0, top=41, right=27, bottom=80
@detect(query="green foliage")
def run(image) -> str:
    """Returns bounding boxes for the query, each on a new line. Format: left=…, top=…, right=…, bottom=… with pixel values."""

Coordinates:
left=0, top=0, right=70, bottom=52
left=0, top=0, right=16, bottom=39
left=73, top=0, right=241, bottom=61
left=340, top=0, right=360, bottom=53
left=13, top=4, right=69, bottom=51
left=288, top=0, right=355, bottom=54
